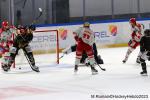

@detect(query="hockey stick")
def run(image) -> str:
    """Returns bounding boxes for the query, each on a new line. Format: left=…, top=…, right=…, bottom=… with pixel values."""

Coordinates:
left=22, top=0, right=27, bottom=9
left=84, top=61, right=106, bottom=71
left=59, top=53, right=65, bottom=59
left=35, top=8, right=43, bottom=21
left=23, top=50, right=40, bottom=72
left=96, top=63, right=106, bottom=71
left=31, top=8, right=43, bottom=25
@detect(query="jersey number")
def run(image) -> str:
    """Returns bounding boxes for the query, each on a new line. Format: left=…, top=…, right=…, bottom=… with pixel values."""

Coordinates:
left=83, top=31, right=90, bottom=39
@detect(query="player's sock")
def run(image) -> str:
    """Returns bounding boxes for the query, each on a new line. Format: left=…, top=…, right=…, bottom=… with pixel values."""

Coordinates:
left=74, top=65, right=78, bottom=73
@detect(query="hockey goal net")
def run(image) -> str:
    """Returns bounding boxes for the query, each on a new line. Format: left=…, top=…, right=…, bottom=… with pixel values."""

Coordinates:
left=14, top=29, right=59, bottom=68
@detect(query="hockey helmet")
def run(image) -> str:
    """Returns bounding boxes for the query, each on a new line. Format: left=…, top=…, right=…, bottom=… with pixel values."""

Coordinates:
left=17, top=25, right=26, bottom=34
left=83, top=22, right=90, bottom=27
left=17, top=25, right=25, bottom=29
left=1, top=21, right=9, bottom=27
left=129, top=18, right=136, bottom=24
left=29, top=25, right=36, bottom=31
left=144, top=29, right=150, bottom=36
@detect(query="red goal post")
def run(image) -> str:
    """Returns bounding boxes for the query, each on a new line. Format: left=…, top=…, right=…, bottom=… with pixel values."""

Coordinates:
left=34, top=29, right=59, bottom=64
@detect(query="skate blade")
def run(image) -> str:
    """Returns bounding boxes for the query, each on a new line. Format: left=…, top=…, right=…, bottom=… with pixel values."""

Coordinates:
left=141, top=73, right=148, bottom=76
left=122, top=61, right=126, bottom=63
left=92, top=72, right=98, bottom=75
left=74, top=70, right=78, bottom=74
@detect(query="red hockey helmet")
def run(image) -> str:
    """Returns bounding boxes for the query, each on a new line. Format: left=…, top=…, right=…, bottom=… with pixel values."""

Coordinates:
left=1, top=21, right=9, bottom=27
left=129, top=18, right=136, bottom=24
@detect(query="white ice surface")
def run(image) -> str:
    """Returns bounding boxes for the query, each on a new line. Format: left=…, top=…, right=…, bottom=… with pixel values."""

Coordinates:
left=0, top=47, right=150, bottom=100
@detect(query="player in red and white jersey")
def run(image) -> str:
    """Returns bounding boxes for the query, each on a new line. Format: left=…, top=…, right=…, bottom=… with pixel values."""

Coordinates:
left=123, top=18, right=142, bottom=63
left=0, top=21, right=15, bottom=56
left=73, top=22, right=98, bottom=74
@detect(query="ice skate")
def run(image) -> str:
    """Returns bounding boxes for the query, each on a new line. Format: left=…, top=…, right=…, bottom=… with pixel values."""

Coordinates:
left=122, top=59, right=126, bottom=63
left=2, top=64, right=10, bottom=72
left=122, top=57, right=128, bottom=63
left=140, top=71, right=147, bottom=76
left=90, top=65, right=98, bottom=75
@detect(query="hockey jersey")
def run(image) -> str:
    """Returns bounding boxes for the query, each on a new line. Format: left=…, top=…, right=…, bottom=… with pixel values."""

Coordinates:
left=0, top=28, right=16, bottom=51
left=130, top=23, right=142, bottom=42
left=0, top=28, right=16, bottom=42
left=140, top=35, right=150, bottom=52
left=74, top=27, right=95, bottom=46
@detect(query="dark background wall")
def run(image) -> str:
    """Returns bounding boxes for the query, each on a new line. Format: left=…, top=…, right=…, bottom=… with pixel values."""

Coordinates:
left=0, top=0, right=150, bottom=25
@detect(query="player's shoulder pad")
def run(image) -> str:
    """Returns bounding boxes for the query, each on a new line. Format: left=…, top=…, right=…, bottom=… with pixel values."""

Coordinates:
left=137, top=23, right=141, bottom=27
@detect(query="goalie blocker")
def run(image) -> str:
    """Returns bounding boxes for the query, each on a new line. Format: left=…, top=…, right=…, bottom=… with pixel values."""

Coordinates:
left=1, top=25, right=39, bottom=72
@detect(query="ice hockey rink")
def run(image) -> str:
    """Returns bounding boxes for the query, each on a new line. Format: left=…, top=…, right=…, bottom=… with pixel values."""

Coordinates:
left=0, top=47, right=150, bottom=100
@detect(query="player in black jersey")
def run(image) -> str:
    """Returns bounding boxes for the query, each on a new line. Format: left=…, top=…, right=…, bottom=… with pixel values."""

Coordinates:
left=1, top=25, right=39, bottom=72
left=139, top=29, right=150, bottom=76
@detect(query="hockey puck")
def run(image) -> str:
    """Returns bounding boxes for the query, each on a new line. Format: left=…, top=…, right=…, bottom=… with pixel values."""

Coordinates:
left=19, top=67, right=21, bottom=70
